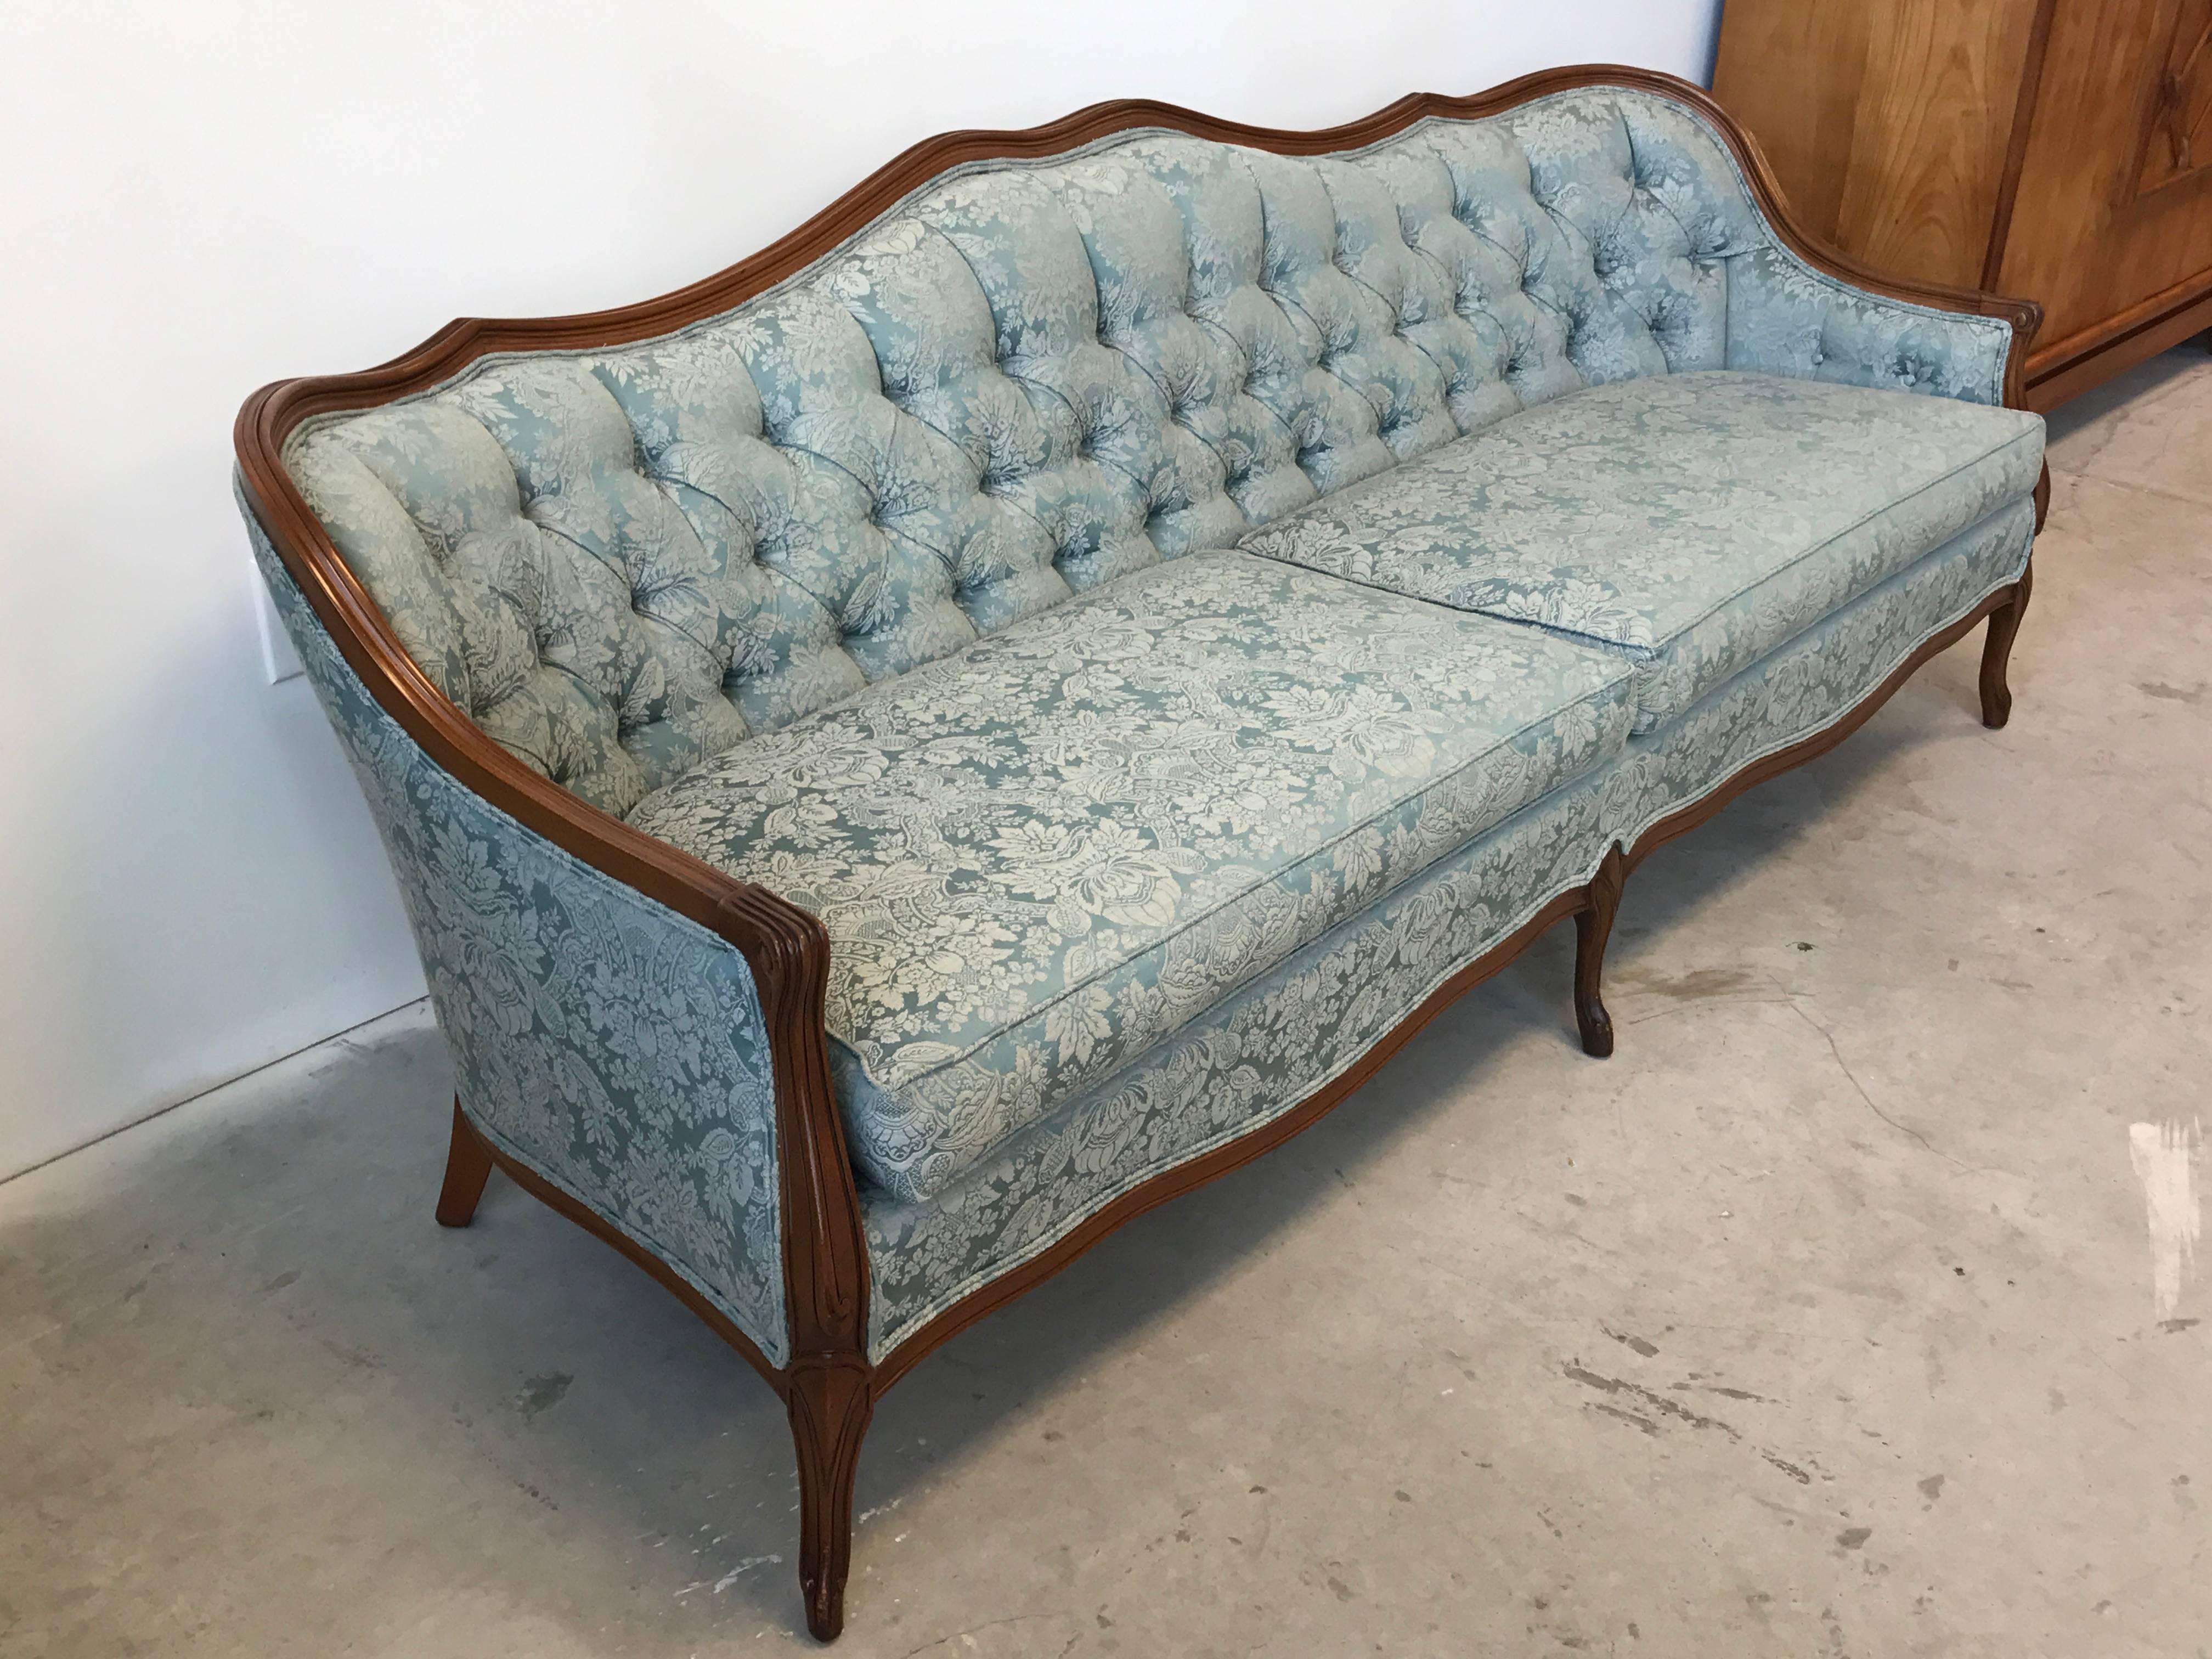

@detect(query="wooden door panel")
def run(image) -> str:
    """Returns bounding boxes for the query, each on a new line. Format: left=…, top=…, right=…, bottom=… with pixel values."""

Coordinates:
left=2137, top=0, right=2212, bottom=193
left=1714, top=0, right=2039, bottom=290
left=2001, top=0, right=2212, bottom=356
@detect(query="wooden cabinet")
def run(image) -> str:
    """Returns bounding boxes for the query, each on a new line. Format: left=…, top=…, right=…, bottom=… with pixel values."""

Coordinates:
left=1714, top=0, right=2212, bottom=408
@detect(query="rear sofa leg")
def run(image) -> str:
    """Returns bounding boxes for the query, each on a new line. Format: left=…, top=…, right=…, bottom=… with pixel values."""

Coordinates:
left=1979, top=561, right=2033, bottom=730
left=1574, top=844, right=1628, bottom=1058
left=789, top=1359, right=873, bottom=1641
left=435, top=1097, right=495, bottom=1227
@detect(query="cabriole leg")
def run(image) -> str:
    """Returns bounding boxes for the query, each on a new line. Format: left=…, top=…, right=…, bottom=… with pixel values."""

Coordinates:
left=1979, top=562, right=2033, bottom=730
left=1574, top=843, right=1628, bottom=1058
left=789, top=1358, right=873, bottom=1641
left=435, top=1097, right=494, bottom=1227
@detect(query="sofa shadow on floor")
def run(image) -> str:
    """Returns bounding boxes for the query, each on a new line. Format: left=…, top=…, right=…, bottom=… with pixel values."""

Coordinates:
left=0, top=642, right=1971, bottom=1646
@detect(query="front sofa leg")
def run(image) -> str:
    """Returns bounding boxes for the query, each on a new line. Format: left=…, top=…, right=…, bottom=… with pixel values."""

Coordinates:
left=788, top=1359, right=873, bottom=1641
left=435, top=1097, right=495, bottom=1227
left=1573, top=844, right=1628, bottom=1058
left=1978, top=561, right=2033, bottom=730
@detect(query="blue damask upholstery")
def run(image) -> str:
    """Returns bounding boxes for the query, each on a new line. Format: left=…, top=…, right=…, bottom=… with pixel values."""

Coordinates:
left=1239, top=372, right=2042, bottom=731
left=242, top=501, right=791, bottom=1367
left=281, top=86, right=2015, bottom=821
left=257, top=80, right=2035, bottom=1351
left=626, top=551, right=1633, bottom=1203
left=860, top=493, right=2033, bottom=1359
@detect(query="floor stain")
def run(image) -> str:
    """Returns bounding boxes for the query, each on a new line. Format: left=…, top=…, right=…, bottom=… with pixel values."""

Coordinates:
left=1616, top=966, right=1757, bottom=1001
left=515, top=1371, right=574, bottom=1421
left=1602, top=1323, right=1660, bottom=1358
left=1562, top=1364, right=1737, bottom=1437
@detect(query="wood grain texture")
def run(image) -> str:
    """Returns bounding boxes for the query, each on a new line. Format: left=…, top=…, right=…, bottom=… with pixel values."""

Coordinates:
left=1999, top=0, right=2212, bottom=385
left=2136, top=0, right=2212, bottom=194
left=235, top=67, right=2042, bottom=1640
left=1713, top=0, right=2044, bottom=290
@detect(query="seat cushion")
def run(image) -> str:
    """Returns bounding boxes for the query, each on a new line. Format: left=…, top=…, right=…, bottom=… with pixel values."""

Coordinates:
left=627, top=550, right=1634, bottom=1203
left=1238, top=370, right=2044, bottom=731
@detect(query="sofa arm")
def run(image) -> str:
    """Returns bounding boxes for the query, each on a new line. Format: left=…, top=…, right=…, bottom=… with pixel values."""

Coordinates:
left=1723, top=240, right=2030, bottom=408
left=1706, top=120, right=2041, bottom=409
left=246, top=498, right=804, bottom=1367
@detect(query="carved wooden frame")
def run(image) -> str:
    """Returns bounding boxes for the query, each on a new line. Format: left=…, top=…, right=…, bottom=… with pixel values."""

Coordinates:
left=232, top=65, right=2041, bottom=1641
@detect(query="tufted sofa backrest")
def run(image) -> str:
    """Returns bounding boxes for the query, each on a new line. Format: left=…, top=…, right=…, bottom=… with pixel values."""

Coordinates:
left=284, top=87, right=1992, bottom=817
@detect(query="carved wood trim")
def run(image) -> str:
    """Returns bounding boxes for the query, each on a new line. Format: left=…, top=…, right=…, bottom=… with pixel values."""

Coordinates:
left=1573, top=843, right=1628, bottom=1058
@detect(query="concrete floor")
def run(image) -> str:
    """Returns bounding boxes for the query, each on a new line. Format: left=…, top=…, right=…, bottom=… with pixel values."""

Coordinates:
left=6, top=349, right=2210, bottom=1659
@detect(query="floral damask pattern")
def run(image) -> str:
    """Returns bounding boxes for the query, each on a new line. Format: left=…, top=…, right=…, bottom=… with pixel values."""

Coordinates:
left=244, top=498, right=790, bottom=1366
left=1600, top=498, right=2035, bottom=839
left=1240, top=371, right=2042, bottom=730
left=281, top=87, right=2018, bottom=822
left=255, top=82, right=2041, bottom=1362
left=628, top=551, right=1634, bottom=1203
left=861, top=511, right=2032, bottom=1357
left=863, top=752, right=1620, bottom=1356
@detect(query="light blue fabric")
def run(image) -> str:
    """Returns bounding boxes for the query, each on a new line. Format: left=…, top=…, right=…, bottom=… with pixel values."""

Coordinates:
left=1726, top=246, right=2013, bottom=403
left=242, top=495, right=791, bottom=1367
left=281, top=84, right=2016, bottom=817
left=1239, top=371, right=2042, bottom=731
left=259, top=77, right=2034, bottom=1349
left=628, top=551, right=1635, bottom=1204
left=1600, top=497, right=2035, bottom=842
left=861, top=495, right=2032, bottom=1359
left=862, top=752, right=1623, bottom=1358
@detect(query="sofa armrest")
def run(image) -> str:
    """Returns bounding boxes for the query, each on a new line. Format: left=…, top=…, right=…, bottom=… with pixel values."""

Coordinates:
left=243, top=494, right=868, bottom=1375
left=1689, top=87, right=2042, bottom=409
left=1723, top=240, right=2034, bottom=409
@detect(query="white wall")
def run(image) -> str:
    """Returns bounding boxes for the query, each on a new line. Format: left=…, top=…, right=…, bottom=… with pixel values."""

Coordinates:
left=0, top=1, right=1720, bottom=1180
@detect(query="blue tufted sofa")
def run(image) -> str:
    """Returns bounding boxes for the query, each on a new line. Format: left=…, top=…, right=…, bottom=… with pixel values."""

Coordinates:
left=235, top=67, right=2044, bottom=1639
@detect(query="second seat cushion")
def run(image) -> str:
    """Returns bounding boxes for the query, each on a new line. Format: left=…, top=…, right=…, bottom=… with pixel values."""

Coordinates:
left=1238, top=370, right=2044, bottom=731
left=628, top=551, right=1634, bottom=1203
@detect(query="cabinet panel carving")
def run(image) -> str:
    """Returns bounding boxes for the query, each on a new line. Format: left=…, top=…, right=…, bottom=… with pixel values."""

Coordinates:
left=2138, top=1, right=2212, bottom=195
